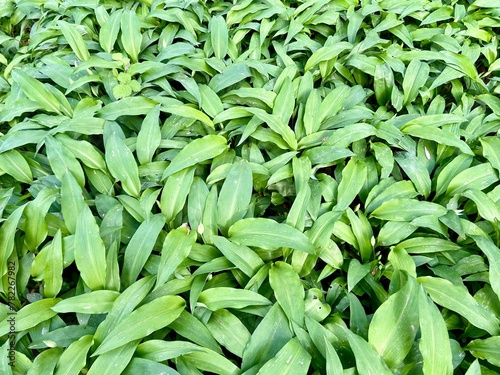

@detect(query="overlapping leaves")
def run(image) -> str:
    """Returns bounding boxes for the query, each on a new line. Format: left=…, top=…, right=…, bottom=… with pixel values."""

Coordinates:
left=1, top=0, right=500, bottom=373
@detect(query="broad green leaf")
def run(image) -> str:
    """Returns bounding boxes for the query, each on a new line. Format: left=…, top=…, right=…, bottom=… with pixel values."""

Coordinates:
left=136, top=340, right=202, bottom=361
left=0, top=150, right=32, bottom=183
left=44, top=230, right=63, bottom=298
left=161, top=166, right=196, bottom=223
left=99, top=9, right=122, bottom=53
left=156, top=227, right=196, bottom=288
left=217, top=160, right=253, bottom=233
left=210, top=16, right=228, bottom=59
left=199, top=287, right=272, bottom=311
left=136, top=105, right=161, bottom=165
left=206, top=309, right=251, bottom=357
left=74, top=206, right=107, bottom=290
left=182, top=347, right=240, bottom=375
left=46, top=136, right=85, bottom=187
left=104, top=122, right=141, bottom=198
left=0, top=298, right=60, bottom=336
left=371, top=199, right=448, bottom=221
left=245, top=107, right=297, bottom=150
left=403, top=125, right=473, bottom=156
left=52, top=290, right=120, bottom=314
left=162, top=135, right=227, bottom=179
left=343, top=326, right=392, bottom=375
left=480, top=137, right=500, bottom=173
left=418, top=286, right=453, bottom=375
left=466, top=336, right=500, bottom=367
left=58, top=21, right=90, bottom=61
left=11, top=69, right=71, bottom=116
left=93, top=295, right=185, bottom=356
left=336, top=157, right=367, bottom=211
left=256, top=338, right=311, bottom=375
left=229, top=218, right=315, bottom=254
left=435, top=154, right=473, bottom=197
left=24, top=188, right=58, bottom=251
left=93, top=276, right=155, bottom=345
left=54, top=335, right=93, bottom=375
left=394, top=151, right=431, bottom=198
left=304, top=42, right=352, bottom=71
left=368, top=277, right=419, bottom=368
left=209, top=63, right=252, bottom=93
left=60, top=170, right=85, bottom=234
left=122, top=358, right=179, bottom=375
left=212, top=236, right=264, bottom=277
left=27, top=348, right=63, bottom=375
left=169, top=311, right=222, bottom=354
left=121, top=214, right=165, bottom=288
left=402, top=59, right=429, bottom=105
left=446, top=163, right=498, bottom=197
left=97, top=97, right=157, bottom=120
left=87, top=341, right=139, bottom=375
left=269, top=261, right=305, bottom=327
left=473, top=236, right=500, bottom=300
left=121, top=10, right=142, bottom=62
left=419, top=276, right=500, bottom=335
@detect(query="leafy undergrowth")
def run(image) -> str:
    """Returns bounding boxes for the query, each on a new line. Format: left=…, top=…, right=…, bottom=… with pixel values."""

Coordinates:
left=1, top=0, right=500, bottom=374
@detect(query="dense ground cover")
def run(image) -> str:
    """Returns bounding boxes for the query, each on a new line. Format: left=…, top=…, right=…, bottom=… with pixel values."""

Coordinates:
left=1, top=0, right=500, bottom=373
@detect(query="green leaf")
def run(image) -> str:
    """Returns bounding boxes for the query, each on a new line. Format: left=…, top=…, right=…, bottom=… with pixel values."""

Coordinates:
left=161, top=166, right=196, bottom=223
left=212, top=236, right=264, bottom=277
left=206, top=309, right=251, bottom=357
left=343, top=326, right=392, bottom=375
left=44, top=230, right=63, bottom=298
left=121, top=214, right=165, bottom=288
left=27, top=348, right=63, bottom=375
left=156, top=227, right=196, bottom=288
left=97, top=97, right=157, bottom=120
left=74, top=206, right=107, bottom=290
left=446, top=163, right=498, bottom=197
left=0, top=298, right=61, bottom=336
left=121, top=10, right=142, bottom=62
left=256, top=338, right=311, bottom=375
left=370, top=199, right=448, bottom=221
left=46, top=136, right=85, bottom=187
left=336, top=158, right=367, bottom=211
left=466, top=336, right=500, bottom=367
left=419, top=276, right=500, bottom=335
left=418, top=286, right=453, bottom=375
left=402, top=59, right=429, bottom=105
left=87, top=341, right=139, bottom=375
left=54, top=335, right=93, bottom=375
left=217, top=160, right=253, bottom=233
left=99, top=9, right=123, bottom=53
left=58, top=21, right=90, bottom=61
left=136, top=105, right=161, bottom=165
left=473, top=236, right=500, bottom=300
left=480, top=137, right=500, bottom=173
left=368, top=277, right=419, bottom=368
left=104, top=122, right=141, bottom=198
left=93, top=295, right=185, bottom=356
left=269, top=261, right=305, bottom=327
left=198, top=287, right=272, bottom=311
left=52, top=290, right=120, bottom=314
left=162, top=135, right=227, bottom=179
left=229, top=218, right=315, bottom=254
left=11, top=69, right=72, bottom=116
left=210, top=15, right=228, bottom=59
left=0, top=150, right=32, bottom=183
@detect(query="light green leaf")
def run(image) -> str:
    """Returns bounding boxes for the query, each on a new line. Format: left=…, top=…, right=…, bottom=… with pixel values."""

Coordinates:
left=54, top=335, right=93, bottom=375
left=418, top=286, right=453, bottom=375
left=93, top=295, right=185, bottom=356
left=229, top=218, right=315, bottom=254
left=269, top=261, right=305, bottom=327
left=52, top=290, right=120, bottom=314
left=58, top=21, right=90, bottom=61
left=419, top=276, right=500, bottom=335
left=256, top=338, right=311, bottom=375
left=198, top=287, right=271, bottom=311
left=74, top=206, right=107, bottom=290
left=210, top=15, right=228, bottom=59
left=121, top=10, right=142, bottom=62
left=217, top=160, right=253, bottom=233
left=368, top=277, right=419, bottom=368
left=162, top=135, right=227, bottom=179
